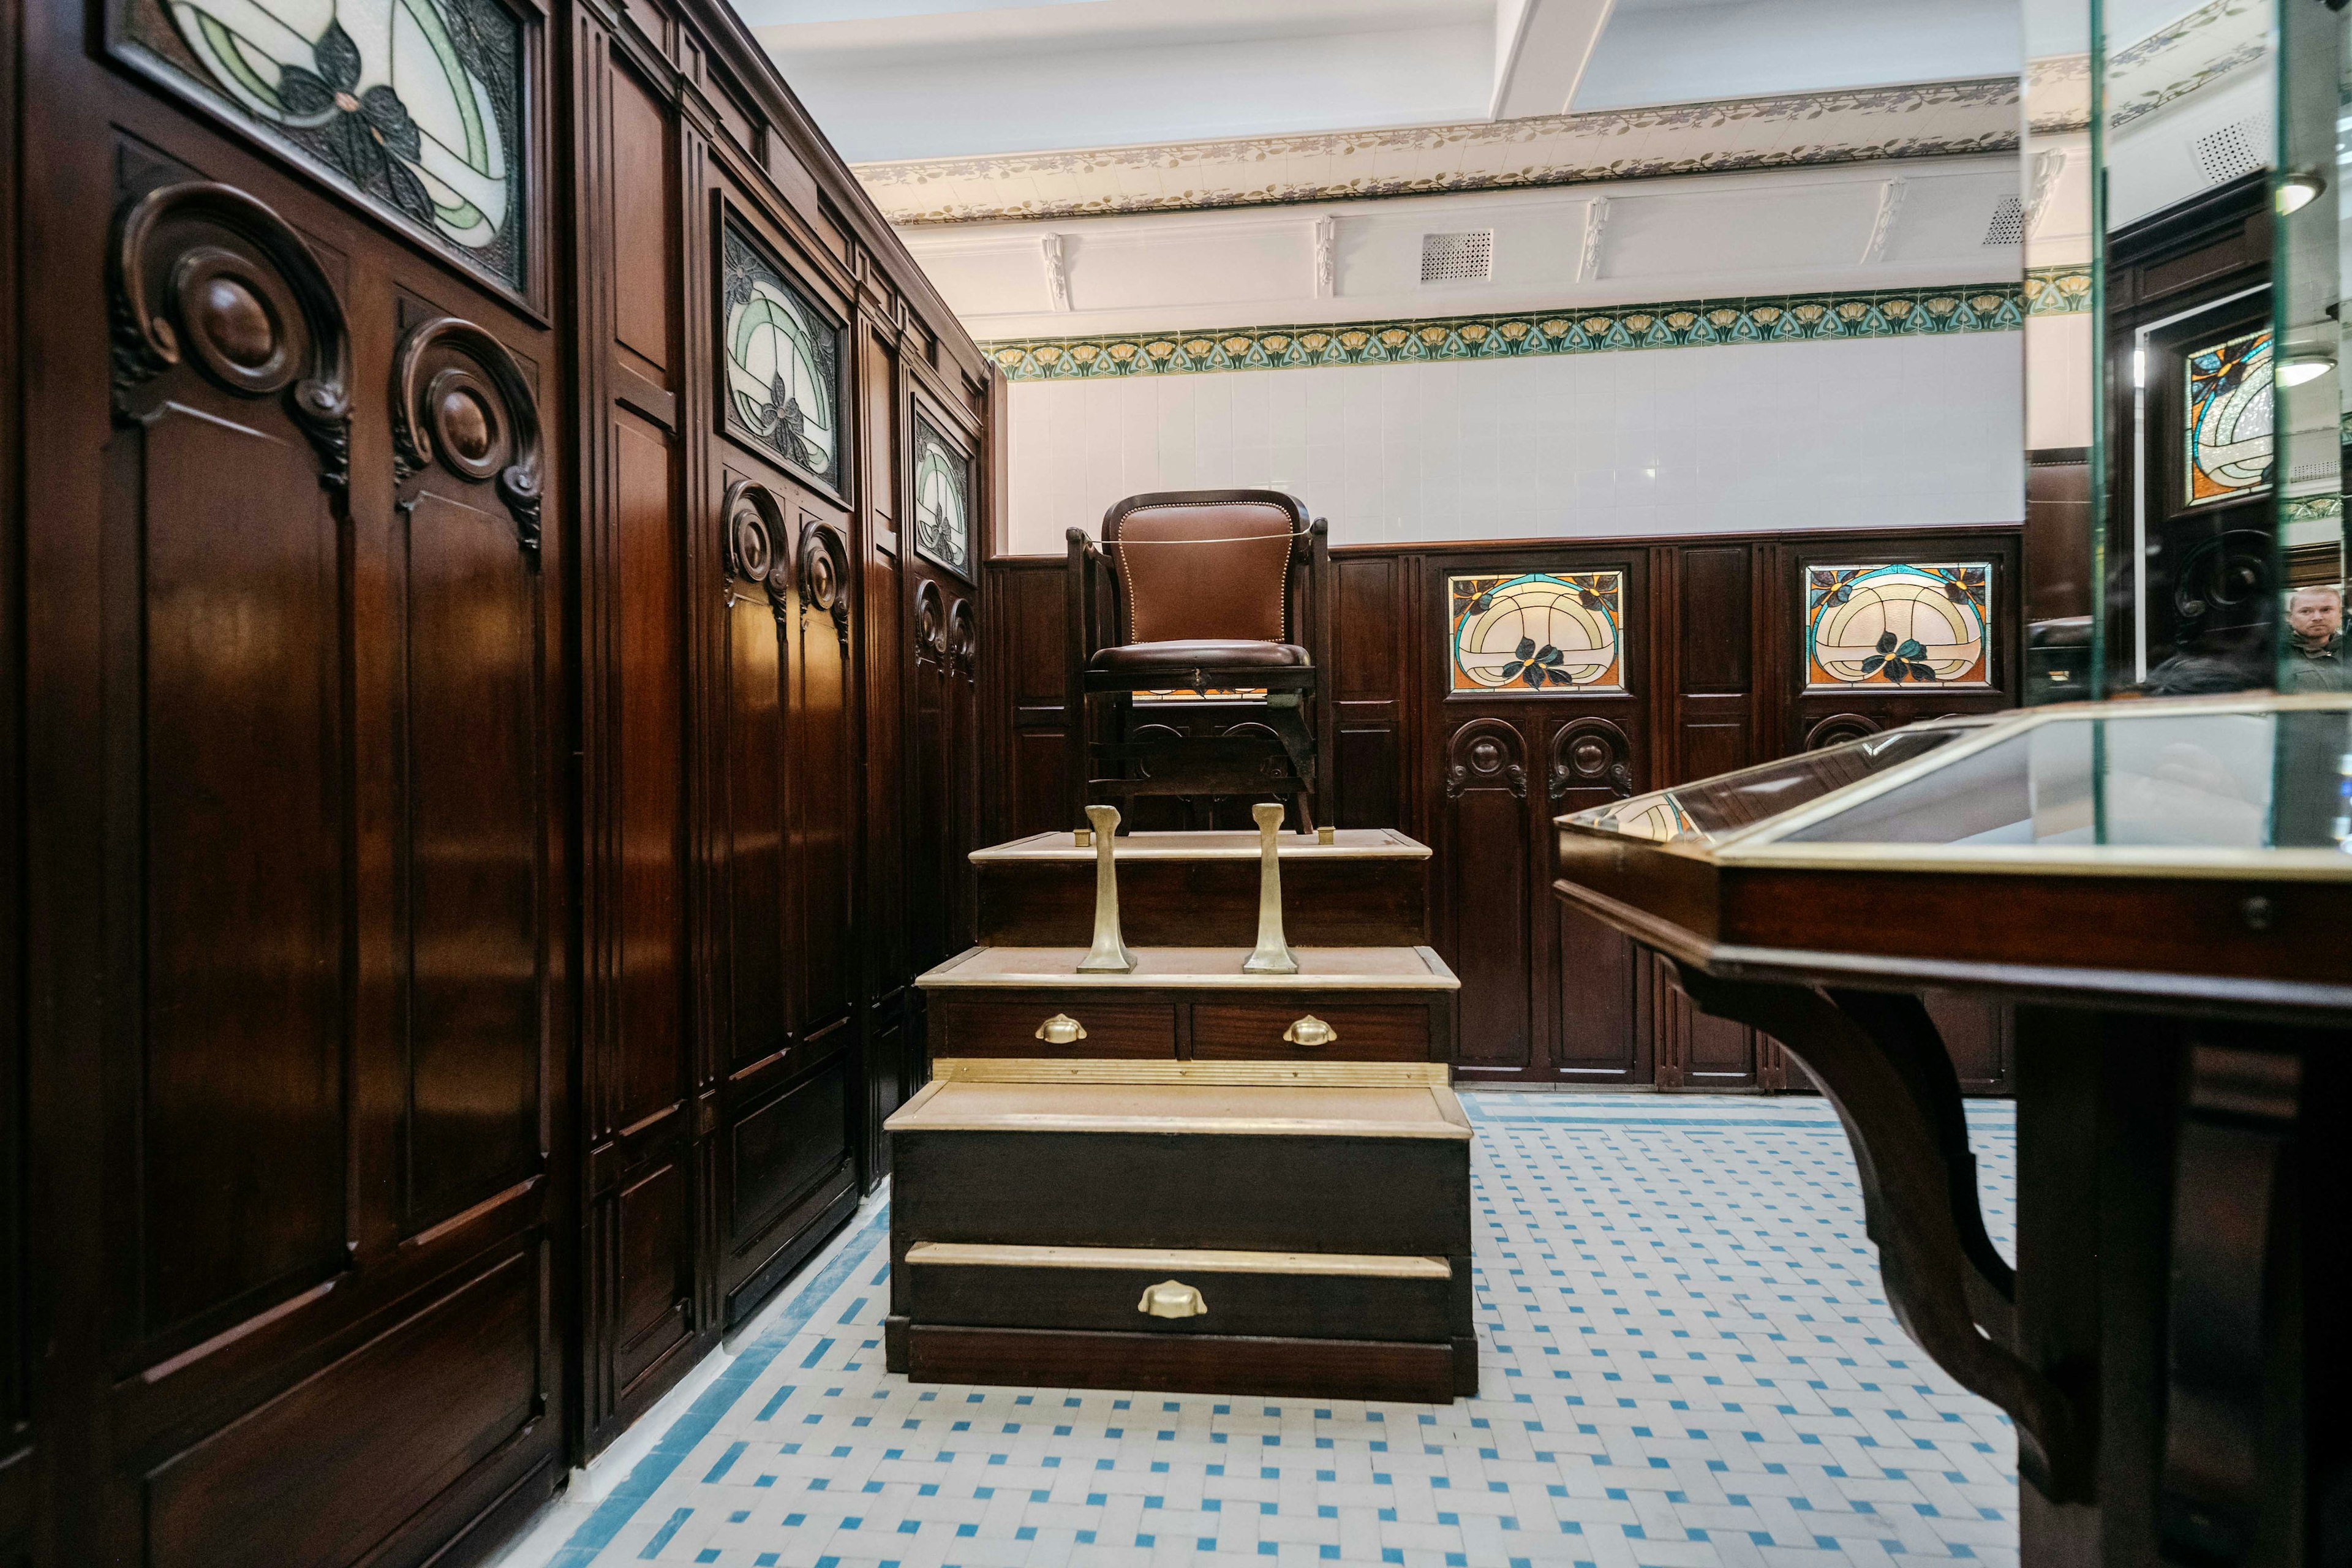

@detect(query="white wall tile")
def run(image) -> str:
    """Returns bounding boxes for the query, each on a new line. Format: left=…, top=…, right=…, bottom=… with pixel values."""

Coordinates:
left=1004, top=333, right=2026, bottom=552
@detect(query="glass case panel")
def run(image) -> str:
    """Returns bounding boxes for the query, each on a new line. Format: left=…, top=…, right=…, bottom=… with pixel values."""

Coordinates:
left=2026, top=0, right=2352, bottom=694
left=1569, top=700, right=2352, bottom=855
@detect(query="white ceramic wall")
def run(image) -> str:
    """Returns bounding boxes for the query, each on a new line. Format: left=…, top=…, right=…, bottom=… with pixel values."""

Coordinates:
left=1005, top=331, right=2026, bottom=553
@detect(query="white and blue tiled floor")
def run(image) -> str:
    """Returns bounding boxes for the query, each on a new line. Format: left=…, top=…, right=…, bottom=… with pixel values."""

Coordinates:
left=520, top=1093, right=2019, bottom=1568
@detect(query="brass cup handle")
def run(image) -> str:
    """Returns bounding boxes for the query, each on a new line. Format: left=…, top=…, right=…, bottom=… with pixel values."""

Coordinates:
left=1035, top=1013, right=1088, bottom=1046
left=1283, top=1014, right=1338, bottom=1048
left=1138, top=1279, right=1207, bottom=1318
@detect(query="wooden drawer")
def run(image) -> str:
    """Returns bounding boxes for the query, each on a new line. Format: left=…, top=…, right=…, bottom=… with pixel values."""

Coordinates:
left=902, top=1242, right=1455, bottom=1343
left=933, top=995, right=1175, bottom=1057
left=1191, top=1001, right=1433, bottom=1061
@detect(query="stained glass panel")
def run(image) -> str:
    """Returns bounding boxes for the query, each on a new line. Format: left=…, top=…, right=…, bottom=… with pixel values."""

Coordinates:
left=119, top=0, right=524, bottom=286
left=1804, top=562, right=1991, bottom=690
left=1447, top=571, right=1624, bottom=695
left=911, top=409, right=973, bottom=579
left=2184, top=328, right=2274, bottom=506
left=722, top=221, right=844, bottom=492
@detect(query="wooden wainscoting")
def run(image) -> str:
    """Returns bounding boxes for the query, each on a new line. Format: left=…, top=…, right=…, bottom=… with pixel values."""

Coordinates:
left=9, top=0, right=993, bottom=1556
left=981, top=526, right=2022, bottom=1092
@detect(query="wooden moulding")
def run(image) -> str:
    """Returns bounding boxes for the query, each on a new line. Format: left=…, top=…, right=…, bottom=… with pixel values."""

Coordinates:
left=888, top=1073, right=1471, bottom=1140
left=903, top=1242, right=1452, bottom=1277
left=897, top=1325, right=1460, bottom=1404
left=916, top=944, right=1460, bottom=990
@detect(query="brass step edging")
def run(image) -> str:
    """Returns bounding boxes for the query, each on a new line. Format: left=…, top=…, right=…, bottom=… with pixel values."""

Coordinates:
left=905, top=1242, right=1452, bottom=1279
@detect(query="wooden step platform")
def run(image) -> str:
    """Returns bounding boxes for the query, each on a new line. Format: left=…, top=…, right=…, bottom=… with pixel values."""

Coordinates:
left=973, top=827, right=1430, bottom=948
left=914, top=945, right=1461, bottom=1063
left=884, top=1059, right=1477, bottom=1402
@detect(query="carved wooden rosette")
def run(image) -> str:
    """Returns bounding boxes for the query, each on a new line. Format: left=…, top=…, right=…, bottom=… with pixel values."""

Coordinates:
left=1663, top=968, right=2082, bottom=1501
left=947, top=598, right=977, bottom=675
left=1444, top=718, right=1526, bottom=801
left=391, top=316, right=545, bottom=557
left=110, top=180, right=353, bottom=488
left=1548, top=717, right=1633, bottom=802
left=722, top=478, right=794, bottom=620
left=915, top=578, right=948, bottom=661
left=798, top=516, right=853, bottom=656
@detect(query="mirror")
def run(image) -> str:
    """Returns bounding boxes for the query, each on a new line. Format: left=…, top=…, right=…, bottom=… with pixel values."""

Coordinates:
left=2024, top=0, right=2351, bottom=696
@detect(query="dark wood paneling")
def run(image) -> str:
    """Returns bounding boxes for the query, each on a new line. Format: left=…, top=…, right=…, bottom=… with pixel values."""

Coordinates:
left=143, top=1250, right=541, bottom=1568
left=109, top=334, right=347, bottom=1357
left=611, top=410, right=688, bottom=1132
left=20, top=0, right=990, bottom=1546
left=399, top=481, right=544, bottom=1233
left=982, top=526, right=2021, bottom=1090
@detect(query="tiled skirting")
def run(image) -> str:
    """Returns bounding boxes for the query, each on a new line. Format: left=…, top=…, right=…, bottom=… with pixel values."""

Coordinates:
left=510, top=1093, right=2019, bottom=1567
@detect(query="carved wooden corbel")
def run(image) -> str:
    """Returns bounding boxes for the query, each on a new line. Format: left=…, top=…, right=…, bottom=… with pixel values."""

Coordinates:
left=1548, top=717, right=1634, bottom=802
left=1665, top=965, right=2085, bottom=1502
left=798, top=516, right=852, bottom=655
left=722, top=479, right=792, bottom=628
left=1445, top=719, right=1526, bottom=801
left=391, top=315, right=545, bottom=557
left=111, top=180, right=353, bottom=489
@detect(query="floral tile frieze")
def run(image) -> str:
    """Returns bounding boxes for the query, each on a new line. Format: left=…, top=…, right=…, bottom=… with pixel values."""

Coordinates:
left=981, top=284, right=2026, bottom=380
left=2023, top=265, right=2090, bottom=315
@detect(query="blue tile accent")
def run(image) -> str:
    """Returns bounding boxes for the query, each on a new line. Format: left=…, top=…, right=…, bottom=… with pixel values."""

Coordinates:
left=541, top=1098, right=2020, bottom=1566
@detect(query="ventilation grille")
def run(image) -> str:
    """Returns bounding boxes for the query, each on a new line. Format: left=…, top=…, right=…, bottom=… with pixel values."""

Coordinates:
left=1982, top=195, right=2024, bottom=246
left=1420, top=229, right=1494, bottom=284
left=2191, top=118, right=2267, bottom=186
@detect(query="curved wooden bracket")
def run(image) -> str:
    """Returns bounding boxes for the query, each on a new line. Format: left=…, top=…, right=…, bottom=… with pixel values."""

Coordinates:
left=392, top=315, right=545, bottom=558
left=111, top=181, right=353, bottom=489
left=1667, top=965, right=2086, bottom=1502
left=798, top=518, right=852, bottom=654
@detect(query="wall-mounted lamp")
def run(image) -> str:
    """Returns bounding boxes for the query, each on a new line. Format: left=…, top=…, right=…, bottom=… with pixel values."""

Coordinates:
left=2278, top=172, right=2328, bottom=215
left=2278, top=352, right=2335, bottom=387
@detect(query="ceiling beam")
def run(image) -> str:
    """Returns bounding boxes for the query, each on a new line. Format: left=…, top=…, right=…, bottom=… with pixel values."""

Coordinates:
left=1490, top=0, right=1618, bottom=122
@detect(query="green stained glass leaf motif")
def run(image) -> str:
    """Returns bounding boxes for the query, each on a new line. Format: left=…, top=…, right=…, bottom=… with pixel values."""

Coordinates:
left=722, top=221, right=843, bottom=492
left=123, top=0, right=524, bottom=285
left=911, top=409, right=973, bottom=579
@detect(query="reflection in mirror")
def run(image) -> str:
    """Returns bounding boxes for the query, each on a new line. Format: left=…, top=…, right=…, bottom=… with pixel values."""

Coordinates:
left=2022, top=0, right=2096, bottom=702
left=2041, top=0, right=2352, bottom=693
left=2100, top=0, right=2277, bottom=694
left=2274, top=0, right=2351, bottom=693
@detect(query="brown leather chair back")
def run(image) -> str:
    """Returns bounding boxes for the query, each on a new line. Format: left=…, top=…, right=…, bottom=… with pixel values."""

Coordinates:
left=1104, top=492, right=1304, bottom=645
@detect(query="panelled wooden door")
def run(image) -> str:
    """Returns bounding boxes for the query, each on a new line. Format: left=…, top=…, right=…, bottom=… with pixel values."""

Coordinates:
left=26, top=0, right=569, bottom=1555
left=1427, top=548, right=1650, bottom=1084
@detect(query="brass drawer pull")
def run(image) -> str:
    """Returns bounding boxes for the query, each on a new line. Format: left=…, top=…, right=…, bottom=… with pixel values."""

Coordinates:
left=1035, top=1013, right=1088, bottom=1045
left=1138, top=1279, right=1207, bottom=1318
left=1283, top=1015, right=1337, bottom=1048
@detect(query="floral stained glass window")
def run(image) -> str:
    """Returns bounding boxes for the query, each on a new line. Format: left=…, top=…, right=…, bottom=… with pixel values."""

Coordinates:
left=120, top=0, right=524, bottom=285
left=911, top=410, right=972, bottom=579
left=1447, top=571, right=1624, bottom=694
left=1804, top=563, right=1991, bottom=690
left=722, top=221, right=843, bottom=493
left=2185, top=328, right=2274, bottom=505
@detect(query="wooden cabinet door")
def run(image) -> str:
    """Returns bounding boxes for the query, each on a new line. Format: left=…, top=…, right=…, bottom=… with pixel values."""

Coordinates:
left=23, top=0, right=568, bottom=1553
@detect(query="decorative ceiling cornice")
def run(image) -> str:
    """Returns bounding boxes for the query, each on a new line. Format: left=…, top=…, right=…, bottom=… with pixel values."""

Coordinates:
left=853, top=77, right=2022, bottom=228
left=978, top=281, right=2029, bottom=382
left=2026, top=0, right=2267, bottom=135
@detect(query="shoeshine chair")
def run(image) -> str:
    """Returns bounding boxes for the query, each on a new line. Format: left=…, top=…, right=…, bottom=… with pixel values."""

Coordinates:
left=1065, top=489, right=1336, bottom=830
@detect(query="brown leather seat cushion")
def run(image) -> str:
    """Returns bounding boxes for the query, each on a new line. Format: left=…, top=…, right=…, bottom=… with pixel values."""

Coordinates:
left=1111, top=500, right=1295, bottom=644
left=1089, top=639, right=1309, bottom=672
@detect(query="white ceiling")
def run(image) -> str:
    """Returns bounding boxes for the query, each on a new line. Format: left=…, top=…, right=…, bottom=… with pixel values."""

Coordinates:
left=744, top=0, right=2027, bottom=164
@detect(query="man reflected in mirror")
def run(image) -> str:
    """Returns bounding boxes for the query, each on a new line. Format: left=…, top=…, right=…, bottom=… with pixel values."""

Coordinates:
left=2283, top=583, right=2348, bottom=692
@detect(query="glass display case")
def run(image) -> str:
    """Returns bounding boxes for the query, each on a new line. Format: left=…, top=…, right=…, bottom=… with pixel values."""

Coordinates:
left=1556, top=695, right=2351, bottom=998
